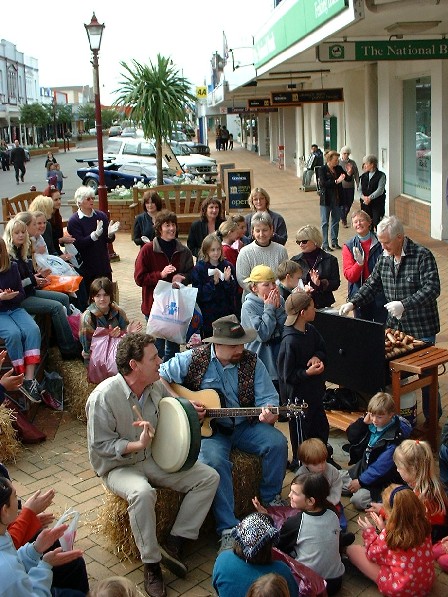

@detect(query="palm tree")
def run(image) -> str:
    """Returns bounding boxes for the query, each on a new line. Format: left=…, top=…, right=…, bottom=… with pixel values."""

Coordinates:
left=114, top=54, right=196, bottom=184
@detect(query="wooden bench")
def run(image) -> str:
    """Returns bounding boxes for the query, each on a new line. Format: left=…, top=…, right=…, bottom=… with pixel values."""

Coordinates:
left=326, top=410, right=364, bottom=432
left=1, top=192, right=41, bottom=224
left=131, top=184, right=225, bottom=236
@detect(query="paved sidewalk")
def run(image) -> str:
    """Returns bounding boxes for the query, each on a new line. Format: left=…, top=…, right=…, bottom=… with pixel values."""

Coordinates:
left=5, top=142, right=448, bottom=595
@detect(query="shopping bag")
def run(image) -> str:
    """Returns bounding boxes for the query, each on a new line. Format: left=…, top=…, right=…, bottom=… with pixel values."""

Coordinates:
left=53, top=507, right=80, bottom=551
left=35, top=253, right=78, bottom=276
left=44, top=275, right=83, bottom=293
left=147, top=280, right=198, bottom=345
left=87, top=328, right=126, bottom=384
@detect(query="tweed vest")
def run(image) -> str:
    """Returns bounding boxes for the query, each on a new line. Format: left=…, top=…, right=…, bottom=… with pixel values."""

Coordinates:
left=183, top=344, right=256, bottom=407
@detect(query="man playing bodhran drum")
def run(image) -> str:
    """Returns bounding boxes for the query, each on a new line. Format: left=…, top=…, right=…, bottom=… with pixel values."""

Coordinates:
left=86, top=333, right=219, bottom=597
left=159, top=315, right=288, bottom=552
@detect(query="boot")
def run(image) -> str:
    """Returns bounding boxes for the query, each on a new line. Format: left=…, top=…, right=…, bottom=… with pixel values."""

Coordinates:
left=143, top=563, right=166, bottom=597
left=160, top=534, right=188, bottom=578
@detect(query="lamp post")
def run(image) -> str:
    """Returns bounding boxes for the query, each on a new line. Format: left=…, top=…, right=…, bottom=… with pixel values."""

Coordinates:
left=84, top=13, right=119, bottom=261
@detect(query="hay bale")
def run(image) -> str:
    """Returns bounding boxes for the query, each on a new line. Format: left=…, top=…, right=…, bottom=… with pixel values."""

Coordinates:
left=48, top=348, right=96, bottom=422
left=0, top=405, right=21, bottom=463
left=231, top=450, right=262, bottom=519
left=96, top=488, right=184, bottom=561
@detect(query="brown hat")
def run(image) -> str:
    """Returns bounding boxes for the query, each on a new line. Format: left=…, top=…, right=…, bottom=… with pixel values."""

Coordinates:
left=285, top=292, right=313, bottom=326
left=243, top=265, right=276, bottom=284
left=203, top=314, right=257, bottom=345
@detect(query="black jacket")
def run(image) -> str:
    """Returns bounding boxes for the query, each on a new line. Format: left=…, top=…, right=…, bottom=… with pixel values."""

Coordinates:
left=291, top=249, right=340, bottom=308
left=187, top=218, right=224, bottom=258
left=318, top=164, right=352, bottom=207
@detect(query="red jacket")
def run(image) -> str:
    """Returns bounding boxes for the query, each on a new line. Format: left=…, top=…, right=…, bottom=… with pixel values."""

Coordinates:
left=134, top=237, right=193, bottom=315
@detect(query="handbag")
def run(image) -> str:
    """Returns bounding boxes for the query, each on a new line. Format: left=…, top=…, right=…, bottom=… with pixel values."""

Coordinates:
left=87, top=328, right=126, bottom=384
left=147, top=280, right=198, bottom=345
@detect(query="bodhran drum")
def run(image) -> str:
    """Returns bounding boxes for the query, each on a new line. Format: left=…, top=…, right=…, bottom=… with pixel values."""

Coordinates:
left=152, top=396, right=201, bottom=473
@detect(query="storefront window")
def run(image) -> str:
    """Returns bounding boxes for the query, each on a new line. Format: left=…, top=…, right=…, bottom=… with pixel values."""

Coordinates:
left=402, top=77, right=431, bottom=202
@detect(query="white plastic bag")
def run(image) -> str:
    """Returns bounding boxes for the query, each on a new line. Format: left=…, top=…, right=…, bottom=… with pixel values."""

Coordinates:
left=53, top=507, right=80, bottom=551
left=147, top=280, right=198, bottom=344
left=35, top=253, right=77, bottom=276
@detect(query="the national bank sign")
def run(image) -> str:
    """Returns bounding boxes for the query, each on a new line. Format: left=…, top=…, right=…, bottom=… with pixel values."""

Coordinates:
left=254, top=0, right=349, bottom=69
left=318, top=40, right=448, bottom=61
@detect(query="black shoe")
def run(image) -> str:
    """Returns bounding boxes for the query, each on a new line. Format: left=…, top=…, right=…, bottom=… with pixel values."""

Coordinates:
left=340, top=531, right=355, bottom=548
left=160, top=534, right=187, bottom=578
left=323, top=245, right=334, bottom=252
left=144, top=563, right=166, bottom=597
left=20, top=175, right=24, bottom=182
left=332, top=243, right=342, bottom=250
left=60, top=349, right=83, bottom=361
left=287, top=459, right=300, bottom=472
left=22, top=379, right=42, bottom=403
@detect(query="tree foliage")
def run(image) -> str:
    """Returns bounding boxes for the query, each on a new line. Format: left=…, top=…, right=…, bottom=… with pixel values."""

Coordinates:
left=101, top=108, right=121, bottom=129
left=114, top=54, right=196, bottom=184
left=77, top=103, right=96, bottom=129
left=20, top=103, right=48, bottom=127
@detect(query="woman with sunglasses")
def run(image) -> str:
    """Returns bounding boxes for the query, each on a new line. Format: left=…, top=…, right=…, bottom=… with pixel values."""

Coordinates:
left=291, top=225, right=340, bottom=309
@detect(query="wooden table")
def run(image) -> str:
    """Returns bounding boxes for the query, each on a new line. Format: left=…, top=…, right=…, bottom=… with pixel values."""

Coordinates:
left=389, top=346, right=448, bottom=451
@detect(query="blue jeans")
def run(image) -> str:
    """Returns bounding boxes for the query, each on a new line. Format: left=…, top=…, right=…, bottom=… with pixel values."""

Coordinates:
left=154, top=338, right=179, bottom=362
left=439, top=443, right=448, bottom=489
left=320, top=202, right=340, bottom=248
left=199, top=420, right=288, bottom=534
left=0, top=308, right=41, bottom=370
left=22, top=291, right=77, bottom=353
left=420, top=336, right=442, bottom=420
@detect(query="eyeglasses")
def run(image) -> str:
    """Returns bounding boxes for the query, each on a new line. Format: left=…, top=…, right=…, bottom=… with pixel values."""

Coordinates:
left=297, top=239, right=309, bottom=245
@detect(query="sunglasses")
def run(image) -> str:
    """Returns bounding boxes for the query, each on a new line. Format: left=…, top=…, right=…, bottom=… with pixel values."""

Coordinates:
left=297, top=239, right=309, bottom=245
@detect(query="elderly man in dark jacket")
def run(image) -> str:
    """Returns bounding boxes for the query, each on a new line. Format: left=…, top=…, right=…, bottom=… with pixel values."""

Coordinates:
left=339, top=215, right=441, bottom=421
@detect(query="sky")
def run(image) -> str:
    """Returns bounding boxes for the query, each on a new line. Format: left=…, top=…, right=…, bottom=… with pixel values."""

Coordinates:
left=2, top=0, right=273, bottom=105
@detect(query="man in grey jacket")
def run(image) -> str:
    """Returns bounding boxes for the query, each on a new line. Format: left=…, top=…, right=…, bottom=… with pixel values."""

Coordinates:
left=86, top=333, right=219, bottom=597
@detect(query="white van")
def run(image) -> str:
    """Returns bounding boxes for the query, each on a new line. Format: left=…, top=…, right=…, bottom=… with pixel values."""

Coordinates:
left=104, top=137, right=217, bottom=182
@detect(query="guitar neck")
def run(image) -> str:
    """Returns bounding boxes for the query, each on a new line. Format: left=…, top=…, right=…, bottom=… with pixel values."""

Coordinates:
left=205, top=406, right=282, bottom=418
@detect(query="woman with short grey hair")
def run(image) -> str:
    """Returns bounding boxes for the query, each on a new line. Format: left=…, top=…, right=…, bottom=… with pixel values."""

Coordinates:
left=359, top=155, right=386, bottom=230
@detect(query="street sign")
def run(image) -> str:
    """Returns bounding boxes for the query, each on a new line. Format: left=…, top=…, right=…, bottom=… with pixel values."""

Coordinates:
left=271, top=88, right=343, bottom=106
left=227, top=169, right=252, bottom=212
left=247, top=98, right=271, bottom=108
left=196, top=86, right=207, bottom=98
left=318, top=40, right=448, bottom=62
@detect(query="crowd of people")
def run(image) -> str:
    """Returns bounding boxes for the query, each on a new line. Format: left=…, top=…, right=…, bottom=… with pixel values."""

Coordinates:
left=1, top=170, right=448, bottom=597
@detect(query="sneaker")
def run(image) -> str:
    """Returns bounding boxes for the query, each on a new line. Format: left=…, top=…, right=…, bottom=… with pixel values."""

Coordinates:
left=323, top=245, right=333, bottom=252
left=40, top=389, right=63, bottom=411
left=218, top=529, right=234, bottom=553
left=22, top=379, right=42, bottom=403
left=332, top=243, right=342, bottom=250
left=267, top=494, right=288, bottom=507
left=160, top=534, right=187, bottom=578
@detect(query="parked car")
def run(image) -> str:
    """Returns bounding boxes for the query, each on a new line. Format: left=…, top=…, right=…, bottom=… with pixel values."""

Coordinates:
left=121, top=127, right=137, bottom=137
left=7, top=143, right=30, bottom=161
left=104, top=137, right=217, bottom=182
left=171, top=129, right=210, bottom=156
left=88, top=127, right=97, bottom=135
left=108, top=125, right=123, bottom=137
left=75, top=159, right=173, bottom=193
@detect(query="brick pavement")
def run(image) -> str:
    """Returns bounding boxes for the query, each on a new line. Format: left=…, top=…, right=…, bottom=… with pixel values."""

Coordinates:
left=5, top=142, right=448, bottom=595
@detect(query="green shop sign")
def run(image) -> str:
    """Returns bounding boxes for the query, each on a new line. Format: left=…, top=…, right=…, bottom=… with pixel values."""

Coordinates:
left=254, top=0, right=349, bottom=69
left=318, top=40, right=448, bottom=61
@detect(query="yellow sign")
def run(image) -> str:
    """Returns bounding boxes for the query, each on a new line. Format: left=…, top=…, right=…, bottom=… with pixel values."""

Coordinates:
left=196, top=86, right=207, bottom=99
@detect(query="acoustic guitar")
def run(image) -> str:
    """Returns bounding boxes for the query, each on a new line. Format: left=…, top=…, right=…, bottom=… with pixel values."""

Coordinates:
left=168, top=383, right=307, bottom=437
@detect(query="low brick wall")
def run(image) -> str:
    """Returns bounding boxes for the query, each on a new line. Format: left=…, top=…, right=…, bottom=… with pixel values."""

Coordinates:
left=68, top=198, right=134, bottom=232
left=394, top=195, right=431, bottom=236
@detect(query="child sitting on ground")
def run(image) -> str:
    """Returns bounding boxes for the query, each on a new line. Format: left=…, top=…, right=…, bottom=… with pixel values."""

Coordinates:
left=254, top=472, right=345, bottom=596
left=276, top=260, right=304, bottom=301
left=295, top=438, right=347, bottom=530
left=240, top=265, right=286, bottom=389
left=341, top=391, right=412, bottom=510
left=347, top=484, right=435, bottom=597
left=212, top=512, right=298, bottom=597
left=277, top=292, right=329, bottom=467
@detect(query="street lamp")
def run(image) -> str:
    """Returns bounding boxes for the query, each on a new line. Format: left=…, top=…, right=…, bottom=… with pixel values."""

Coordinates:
left=85, top=13, right=119, bottom=260
left=84, top=13, right=107, bottom=213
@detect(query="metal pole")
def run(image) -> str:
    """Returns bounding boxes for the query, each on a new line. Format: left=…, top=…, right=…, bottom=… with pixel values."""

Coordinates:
left=92, top=50, right=107, bottom=213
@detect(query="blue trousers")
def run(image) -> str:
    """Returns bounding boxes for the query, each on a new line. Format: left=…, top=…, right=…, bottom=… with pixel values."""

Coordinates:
left=0, top=308, right=41, bottom=371
left=320, top=202, right=341, bottom=248
left=22, top=291, right=77, bottom=353
left=199, top=420, right=288, bottom=534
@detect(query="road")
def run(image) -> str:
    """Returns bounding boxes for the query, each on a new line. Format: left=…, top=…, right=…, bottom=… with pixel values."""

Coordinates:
left=0, top=139, right=101, bottom=223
